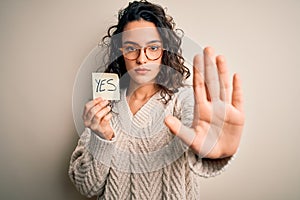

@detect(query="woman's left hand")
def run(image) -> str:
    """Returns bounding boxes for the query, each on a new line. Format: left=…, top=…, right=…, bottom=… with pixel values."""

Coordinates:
left=165, top=47, right=245, bottom=159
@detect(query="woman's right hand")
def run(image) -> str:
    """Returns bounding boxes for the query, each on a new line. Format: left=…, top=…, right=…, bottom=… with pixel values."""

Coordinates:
left=82, top=97, right=114, bottom=140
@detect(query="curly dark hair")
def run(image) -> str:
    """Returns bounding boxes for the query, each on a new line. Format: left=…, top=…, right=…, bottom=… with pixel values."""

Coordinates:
left=101, top=0, right=190, bottom=104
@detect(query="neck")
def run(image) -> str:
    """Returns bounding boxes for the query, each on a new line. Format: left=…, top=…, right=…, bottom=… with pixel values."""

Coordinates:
left=127, top=82, right=158, bottom=100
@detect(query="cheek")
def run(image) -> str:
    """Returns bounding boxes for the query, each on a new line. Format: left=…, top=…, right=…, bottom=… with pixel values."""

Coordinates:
left=153, top=59, right=162, bottom=73
left=153, top=64, right=161, bottom=74
left=124, top=60, right=134, bottom=71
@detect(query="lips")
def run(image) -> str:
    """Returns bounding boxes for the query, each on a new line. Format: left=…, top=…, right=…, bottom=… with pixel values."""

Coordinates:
left=134, top=67, right=150, bottom=74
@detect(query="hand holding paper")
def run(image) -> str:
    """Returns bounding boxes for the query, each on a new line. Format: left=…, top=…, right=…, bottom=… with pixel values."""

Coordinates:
left=81, top=73, right=120, bottom=140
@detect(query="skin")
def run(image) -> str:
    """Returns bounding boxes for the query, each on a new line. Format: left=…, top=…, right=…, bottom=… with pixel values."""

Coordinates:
left=122, top=21, right=163, bottom=115
left=82, top=20, right=245, bottom=159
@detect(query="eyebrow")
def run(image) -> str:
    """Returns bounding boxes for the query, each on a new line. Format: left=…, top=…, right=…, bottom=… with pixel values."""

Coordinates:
left=123, top=40, right=162, bottom=46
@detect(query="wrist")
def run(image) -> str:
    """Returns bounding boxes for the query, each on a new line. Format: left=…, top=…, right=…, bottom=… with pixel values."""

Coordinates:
left=92, top=129, right=115, bottom=141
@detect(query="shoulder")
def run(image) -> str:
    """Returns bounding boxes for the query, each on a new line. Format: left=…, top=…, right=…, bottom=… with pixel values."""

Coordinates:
left=172, top=86, right=194, bottom=104
left=169, top=86, right=194, bottom=126
left=165, top=86, right=194, bottom=113
left=176, top=86, right=193, bottom=95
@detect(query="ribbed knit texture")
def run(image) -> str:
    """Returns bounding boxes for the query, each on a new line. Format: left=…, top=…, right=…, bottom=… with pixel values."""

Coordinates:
left=69, top=87, right=233, bottom=199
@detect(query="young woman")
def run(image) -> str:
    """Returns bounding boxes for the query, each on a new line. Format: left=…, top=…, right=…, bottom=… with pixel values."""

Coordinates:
left=69, top=1, right=245, bottom=199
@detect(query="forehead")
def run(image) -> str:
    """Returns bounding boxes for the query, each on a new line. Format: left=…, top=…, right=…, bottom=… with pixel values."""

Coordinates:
left=122, top=20, right=161, bottom=45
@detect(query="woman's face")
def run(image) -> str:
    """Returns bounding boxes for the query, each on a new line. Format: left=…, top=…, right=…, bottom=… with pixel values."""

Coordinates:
left=122, top=20, right=162, bottom=86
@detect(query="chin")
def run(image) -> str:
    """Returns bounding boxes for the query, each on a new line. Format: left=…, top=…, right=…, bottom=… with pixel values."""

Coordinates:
left=131, top=76, right=156, bottom=86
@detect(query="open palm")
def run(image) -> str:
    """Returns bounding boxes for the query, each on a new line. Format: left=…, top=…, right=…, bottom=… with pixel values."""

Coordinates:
left=165, top=47, right=245, bottom=159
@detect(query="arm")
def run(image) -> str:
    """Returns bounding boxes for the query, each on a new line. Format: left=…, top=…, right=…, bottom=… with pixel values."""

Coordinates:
left=69, top=128, right=115, bottom=197
left=172, top=86, right=235, bottom=177
left=69, top=96, right=116, bottom=197
left=187, top=150, right=234, bottom=178
left=165, top=47, right=244, bottom=177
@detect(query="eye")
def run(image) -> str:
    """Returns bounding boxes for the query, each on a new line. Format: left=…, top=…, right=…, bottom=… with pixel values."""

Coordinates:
left=124, top=46, right=137, bottom=53
left=148, top=45, right=160, bottom=51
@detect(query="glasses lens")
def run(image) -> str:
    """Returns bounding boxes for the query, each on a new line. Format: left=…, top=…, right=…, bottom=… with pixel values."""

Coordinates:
left=146, top=46, right=162, bottom=60
left=122, top=45, right=163, bottom=60
left=122, top=46, right=139, bottom=60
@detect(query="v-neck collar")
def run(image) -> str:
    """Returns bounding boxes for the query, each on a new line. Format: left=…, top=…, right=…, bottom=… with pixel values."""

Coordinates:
left=123, top=88, right=159, bottom=118
left=115, top=88, right=166, bottom=137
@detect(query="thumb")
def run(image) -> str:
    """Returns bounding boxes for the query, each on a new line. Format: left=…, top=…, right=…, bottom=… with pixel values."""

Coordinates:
left=164, top=116, right=196, bottom=147
left=164, top=116, right=181, bottom=135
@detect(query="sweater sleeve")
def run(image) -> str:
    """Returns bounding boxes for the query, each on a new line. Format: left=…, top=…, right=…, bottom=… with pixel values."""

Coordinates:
left=68, top=128, right=115, bottom=198
left=176, top=87, right=235, bottom=178
left=187, top=150, right=234, bottom=178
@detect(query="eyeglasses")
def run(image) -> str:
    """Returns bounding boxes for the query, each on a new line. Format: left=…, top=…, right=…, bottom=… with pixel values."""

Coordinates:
left=119, top=45, right=164, bottom=61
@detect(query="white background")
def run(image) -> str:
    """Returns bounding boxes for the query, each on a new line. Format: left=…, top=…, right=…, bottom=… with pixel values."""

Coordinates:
left=0, top=0, right=299, bottom=199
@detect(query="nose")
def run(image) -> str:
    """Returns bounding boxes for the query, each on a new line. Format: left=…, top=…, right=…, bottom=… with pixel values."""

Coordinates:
left=136, top=48, right=147, bottom=64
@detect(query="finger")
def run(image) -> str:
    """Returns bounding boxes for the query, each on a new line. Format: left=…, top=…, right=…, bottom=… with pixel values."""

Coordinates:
left=85, top=99, right=109, bottom=119
left=91, top=106, right=111, bottom=125
left=83, top=103, right=101, bottom=127
left=83, top=97, right=104, bottom=119
left=232, top=73, right=244, bottom=111
left=100, top=112, right=114, bottom=140
left=164, top=116, right=196, bottom=147
left=193, top=54, right=207, bottom=104
left=85, top=104, right=102, bottom=124
left=204, top=47, right=220, bottom=101
left=216, top=55, right=231, bottom=103
left=102, top=112, right=113, bottom=123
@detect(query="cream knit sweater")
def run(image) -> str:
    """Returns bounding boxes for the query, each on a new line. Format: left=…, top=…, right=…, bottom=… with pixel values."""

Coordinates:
left=69, top=87, right=233, bottom=199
